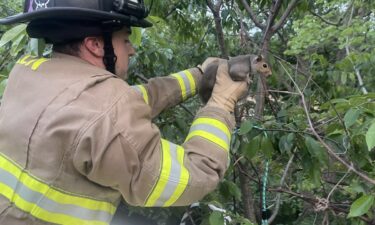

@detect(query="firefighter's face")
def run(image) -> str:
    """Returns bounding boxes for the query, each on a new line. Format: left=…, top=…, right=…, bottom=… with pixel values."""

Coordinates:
left=112, top=27, right=136, bottom=80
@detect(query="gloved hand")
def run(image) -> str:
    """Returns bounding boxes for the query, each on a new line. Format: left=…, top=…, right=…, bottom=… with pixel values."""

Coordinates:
left=198, top=57, right=222, bottom=73
left=207, top=62, right=249, bottom=113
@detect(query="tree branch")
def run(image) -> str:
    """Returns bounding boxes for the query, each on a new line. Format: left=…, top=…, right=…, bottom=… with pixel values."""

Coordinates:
left=268, top=153, right=295, bottom=224
left=271, top=0, right=299, bottom=32
left=269, top=188, right=372, bottom=223
left=279, top=61, right=375, bottom=185
left=237, top=161, right=258, bottom=221
left=261, top=0, right=282, bottom=44
left=239, top=0, right=265, bottom=29
left=270, top=53, right=352, bottom=140
left=344, top=5, right=368, bottom=94
left=326, top=168, right=350, bottom=200
left=206, top=0, right=229, bottom=58
left=309, top=10, right=340, bottom=26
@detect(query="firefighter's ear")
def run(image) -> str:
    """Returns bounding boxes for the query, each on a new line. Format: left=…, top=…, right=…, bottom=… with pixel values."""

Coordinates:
left=83, top=36, right=105, bottom=57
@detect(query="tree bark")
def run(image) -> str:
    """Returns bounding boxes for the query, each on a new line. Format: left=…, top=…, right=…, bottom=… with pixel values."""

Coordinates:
left=206, top=0, right=229, bottom=58
left=238, top=162, right=257, bottom=222
left=255, top=34, right=272, bottom=118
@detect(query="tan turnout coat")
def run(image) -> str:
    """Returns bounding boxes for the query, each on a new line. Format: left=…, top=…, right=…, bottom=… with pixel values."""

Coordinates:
left=0, top=53, right=235, bottom=225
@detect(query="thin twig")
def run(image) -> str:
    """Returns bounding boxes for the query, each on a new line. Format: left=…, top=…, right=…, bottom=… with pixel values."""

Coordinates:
left=344, top=3, right=368, bottom=94
left=269, top=188, right=372, bottom=223
left=271, top=52, right=352, bottom=151
left=271, top=0, right=299, bottom=32
left=309, top=10, right=341, bottom=26
left=187, top=208, right=197, bottom=225
left=279, top=61, right=375, bottom=185
left=206, top=0, right=228, bottom=58
left=268, top=89, right=299, bottom=95
left=233, top=155, right=244, bottom=166
left=268, top=153, right=295, bottom=223
left=326, top=168, right=351, bottom=200
left=239, top=0, right=265, bottom=29
left=257, top=128, right=345, bottom=150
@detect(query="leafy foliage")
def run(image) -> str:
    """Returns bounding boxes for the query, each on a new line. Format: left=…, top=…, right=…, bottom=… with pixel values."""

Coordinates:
left=0, top=0, right=374, bottom=224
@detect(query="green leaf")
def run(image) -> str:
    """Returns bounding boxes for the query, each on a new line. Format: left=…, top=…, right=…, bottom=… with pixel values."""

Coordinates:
left=0, top=79, right=8, bottom=98
left=366, top=121, right=375, bottom=151
left=348, top=195, right=374, bottom=218
left=241, top=136, right=260, bottom=159
left=305, top=136, right=328, bottom=165
left=344, top=108, right=361, bottom=128
left=130, top=27, right=142, bottom=47
left=227, top=181, right=242, bottom=200
left=238, top=120, right=253, bottom=135
left=29, top=38, right=46, bottom=57
left=302, top=155, right=321, bottom=187
left=261, top=136, right=274, bottom=159
left=148, top=15, right=165, bottom=23
left=279, top=133, right=295, bottom=153
left=240, top=218, right=255, bottom=225
left=0, top=24, right=27, bottom=48
left=10, top=34, right=27, bottom=56
left=345, top=180, right=365, bottom=195
left=209, top=211, right=224, bottom=225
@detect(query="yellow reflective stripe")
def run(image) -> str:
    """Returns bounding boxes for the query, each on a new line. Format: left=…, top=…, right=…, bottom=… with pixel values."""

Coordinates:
left=171, top=73, right=187, bottom=100
left=185, top=117, right=231, bottom=151
left=16, top=55, right=49, bottom=71
left=0, top=153, right=115, bottom=224
left=163, top=145, right=189, bottom=206
left=191, top=118, right=230, bottom=139
left=186, top=130, right=229, bottom=151
left=0, top=182, right=13, bottom=200
left=7, top=190, right=107, bottom=225
left=171, top=70, right=197, bottom=101
left=25, top=59, right=38, bottom=66
left=24, top=172, right=115, bottom=213
left=145, top=140, right=172, bottom=206
left=17, top=55, right=31, bottom=64
left=145, top=140, right=190, bottom=207
left=0, top=154, right=22, bottom=179
left=184, top=70, right=196, bottom=96
left=0, top=154, right=115, bottom=214
left=133, top=85, right=149, bottom=104
left=31, top=58, right=49, bottom=70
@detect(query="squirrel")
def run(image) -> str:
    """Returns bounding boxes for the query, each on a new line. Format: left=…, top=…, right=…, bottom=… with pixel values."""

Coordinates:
left=199, top=54, right=272, bottom=103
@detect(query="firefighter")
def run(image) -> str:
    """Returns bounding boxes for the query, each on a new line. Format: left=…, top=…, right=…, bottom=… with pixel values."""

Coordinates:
left=0, top=0, right=249, bottom=224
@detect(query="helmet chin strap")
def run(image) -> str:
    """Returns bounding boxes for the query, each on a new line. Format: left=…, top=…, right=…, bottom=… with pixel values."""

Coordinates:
left=102, top=31, right=117, bottom=74
left=102, top=20, right=123, bottom=74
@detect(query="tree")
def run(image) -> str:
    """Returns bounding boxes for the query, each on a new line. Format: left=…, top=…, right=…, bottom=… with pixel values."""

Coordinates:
left=0, top=0, right=374, bottom=224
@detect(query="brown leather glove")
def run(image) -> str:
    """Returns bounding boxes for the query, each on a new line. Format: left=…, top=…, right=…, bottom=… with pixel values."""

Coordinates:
left=198, top=57, right=222, bottom=73
left=207, top=62, right=249, bottom=113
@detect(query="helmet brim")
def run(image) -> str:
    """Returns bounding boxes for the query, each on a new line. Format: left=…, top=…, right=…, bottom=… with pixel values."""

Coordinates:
left=0, top=7, right=152, bottom=28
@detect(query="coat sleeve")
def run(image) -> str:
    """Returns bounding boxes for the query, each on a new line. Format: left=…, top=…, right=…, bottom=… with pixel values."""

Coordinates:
left=72, top=85, right=235, bottom=207
left=131, top=67, right=202, bottom=118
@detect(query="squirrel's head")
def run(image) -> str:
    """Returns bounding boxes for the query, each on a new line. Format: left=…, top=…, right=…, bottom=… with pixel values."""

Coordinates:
left=252, top=55, right=272, bottom=77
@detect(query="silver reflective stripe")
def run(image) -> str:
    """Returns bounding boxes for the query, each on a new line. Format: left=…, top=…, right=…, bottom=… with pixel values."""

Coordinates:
left=154, top=142, right=181, bottom=206
left=178, top=71, right=193, bottom=97
left=131, top=85, right=149, bottom=104
left=0, top=168, right=112, bottom=223
left=132, top=85, right=140, bottom=92
left=132, top=85, right=142, bottom=94
left=145, top=140, right=189, bottom=207
left=189, top=124, right=230, bottom=145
